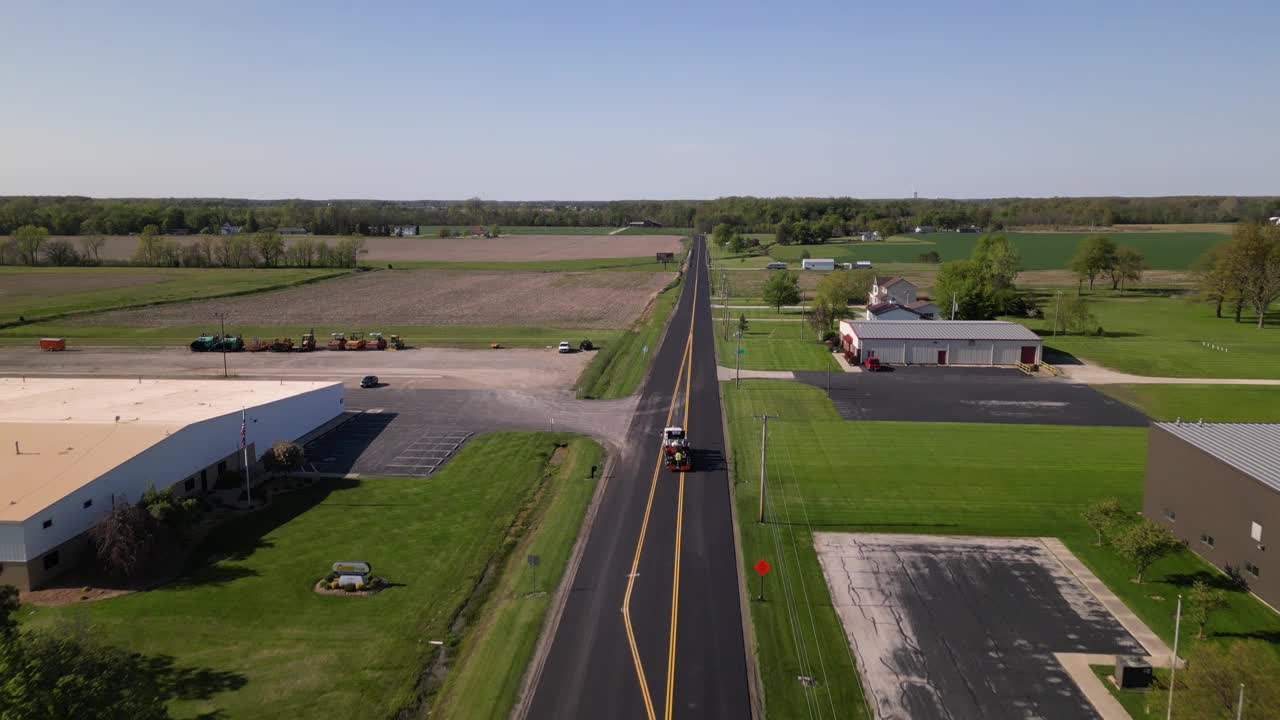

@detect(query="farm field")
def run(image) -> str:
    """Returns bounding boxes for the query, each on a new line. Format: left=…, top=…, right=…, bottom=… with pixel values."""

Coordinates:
left=382, top=255, right=683, bottom=272
left=768, top=231, right=1224, bottom=270
left=22, top=432, right=601, bottom=720
left=68, top=232, right=684, bottom=263
left=712, top=318, right=836, bottom=371
left=0, top=266, right=350, bottom=325
left=576, top=278, right=680, bottom=399
left=68, top=268, right=675, bottom=330
left=1011, top=292, right=1280, bottom=379
left=1097, top=384, right=1280, bottom=423
left=721, top=380, right=1280, bottom=720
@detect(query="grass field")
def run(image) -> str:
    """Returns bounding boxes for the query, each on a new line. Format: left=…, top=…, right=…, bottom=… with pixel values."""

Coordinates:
left=0, top=266, right=351, bottom=326
left=767, top=231, right=1224, bottom=271
left=22, top=432, right=599, bottom=719
left=713, top=318, right=837, bottom=371
left=721, top=380, right=1280, bottom=719
left=431, top=438, right=603, bottom=720
left=576, top=278, right=681, bottom=398
left=1098, top=385, right=1280, bottom=422
left=1011, top=292, right=1280, bottom=378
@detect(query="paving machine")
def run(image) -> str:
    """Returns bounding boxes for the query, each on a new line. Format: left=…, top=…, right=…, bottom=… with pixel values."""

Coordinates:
left=269, top=338, right=295, bottom=352
left=328, top=332, right=348, bottom=351
left=367, top=332, right=388, bottom=350
left=297, top=330, right=317, bottom=352
left=662, top=426, right=692, bottom=472
left=388, top=334, right=405, bottom=350
left=348, top=332, right=368, bottom=350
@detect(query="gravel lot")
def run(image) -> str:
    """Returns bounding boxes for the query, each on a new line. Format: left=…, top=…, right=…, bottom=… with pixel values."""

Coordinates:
left=75, top=269, right=675, bottom=329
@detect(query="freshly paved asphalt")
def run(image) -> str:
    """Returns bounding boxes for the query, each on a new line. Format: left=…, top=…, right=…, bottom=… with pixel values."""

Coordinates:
left=527, top=237, right=751, bottom=719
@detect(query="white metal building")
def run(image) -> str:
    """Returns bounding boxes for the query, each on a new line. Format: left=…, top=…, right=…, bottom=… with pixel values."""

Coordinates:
left=838, top=320, right=1043, bottom=366
left=801, top=258, right=835, bottom=271
left=0, top=378, right=344, bottom=590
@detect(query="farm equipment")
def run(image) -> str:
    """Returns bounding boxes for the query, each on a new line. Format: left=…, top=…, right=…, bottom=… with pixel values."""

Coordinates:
left=246, top=338, right=271, bottom=352
left=388, top=334, right=405, bottom=350
left=297, top=330, right=317, bottom=352
left=578, top=339, right=594, bottom=351
left=328, top=332, right=348, bottom=351
left=367, top=332, right=388, bottom=350
left=269, top=338, right=294, bottom=352
left=348, top=332, right=368, bottom=351
left=662, top=426, right=692, bottom=472
left=38, top=338, right=66, bottom=351
left=190, top=335, right=244, bottom=352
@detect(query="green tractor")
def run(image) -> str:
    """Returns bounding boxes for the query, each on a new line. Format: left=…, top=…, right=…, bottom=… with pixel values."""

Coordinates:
left=190, top=335, right=218, bottom=352
left=214, top=335, right=245, bottom=352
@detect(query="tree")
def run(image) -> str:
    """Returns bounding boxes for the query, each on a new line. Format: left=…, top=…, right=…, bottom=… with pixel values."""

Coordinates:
left=1176, top=641, right=1280, bottom=720
left=808, top=299, right=838, bottom=340
left=1226, top=223, right=1280, bottom=329
left=1108, top=245, right=1146, bottom=291
left=1112, top=518, right=1180, bottom=583
left=88, top=499, right=153, bottom=577
left=918, top=250, right=941, bottom=263
left=41, top=239, right=79, bottom=266
left=738, top=313, right=749, bottom=333
left=762, top=270, right=801, bottom=312
left=253, top=230, right=284, bottom=267
left=726, top=232, right=744, bottom=254
left=488, top=224, right=501, bottom=237
left=0, top=584, right=17, bottom=642
left=712, top=223, right=735, bottom=248
left=815, top=269, right=873, bottom=308
left=262, top=440, right=305, bottom=476
left=800, top=249, right=811, bottom=260
left=774, top=220, right=795, bottom=246
left=132, top=225, right=164, bottom=266
left=1046, top=291, right=1098, bottom=334
left=244, top=210, right=259, bottom=233
left=869, top=218, right=900, bottom=238
left=1069, top=235, right=1117, bottom=290
left=1081, top=497, right=1128, bottom=546
left=1193, top=244, right=1238, bottom=319
left=1187, top=579, right=1229, bottom=639
left=437, top=226, right=450, bottom=238
left=933, top=260, right=996, bottom=319
left=79, top=235, right=105, bottom=264
left=972, top=234, right=1021, bottom=289
left=13, top=225, right=48, bottom=266
left=139, top=485, right=199, bottom=543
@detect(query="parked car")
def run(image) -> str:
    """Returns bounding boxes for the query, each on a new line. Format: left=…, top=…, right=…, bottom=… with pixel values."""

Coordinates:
left=360, top=375, right=380, bottom=388
left=578, top=339, right=594, bottom=351
left=558, top=341, right=572, bottom=353
left=766, top=262, right=787, bottom=270
left=863, top=357, right=883, bottom=372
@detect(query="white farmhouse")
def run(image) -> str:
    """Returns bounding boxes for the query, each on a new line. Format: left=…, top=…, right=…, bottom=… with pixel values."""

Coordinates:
left=869, top=276, right=918, bottom=305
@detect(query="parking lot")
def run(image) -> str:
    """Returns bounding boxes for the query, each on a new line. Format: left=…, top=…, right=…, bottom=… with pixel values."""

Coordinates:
left=795, top=366, right=1150, bottom=426
left=815, top=533, right=1146, bottom=720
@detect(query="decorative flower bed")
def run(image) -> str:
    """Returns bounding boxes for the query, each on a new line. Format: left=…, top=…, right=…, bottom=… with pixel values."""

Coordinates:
left=313, top=574, right=389, bottom=597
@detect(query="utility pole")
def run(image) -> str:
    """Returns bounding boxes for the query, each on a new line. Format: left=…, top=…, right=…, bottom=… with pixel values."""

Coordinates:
left=950, top=291, right=957, bottom=320
left=753, top=413, right=778, bottom=523
left=1235, top=683, right=1245, bottom=720
left=736, top=329, right=742, bottom=388
left=1167, top=594, right=1182, bottom=720
left=218, top=313, right=229, bottom=378
left=1053, top=290, right=1063, bottom=338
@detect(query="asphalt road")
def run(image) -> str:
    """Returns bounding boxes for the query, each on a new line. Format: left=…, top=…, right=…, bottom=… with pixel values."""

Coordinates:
left=527, top=237, right=751, bottom=719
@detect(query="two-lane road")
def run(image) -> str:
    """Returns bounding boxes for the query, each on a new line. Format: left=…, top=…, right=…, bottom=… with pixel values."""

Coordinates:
left=526, top=237, right=751, bottom=719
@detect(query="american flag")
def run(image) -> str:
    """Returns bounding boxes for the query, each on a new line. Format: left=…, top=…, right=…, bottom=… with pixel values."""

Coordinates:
left=240, top=409, right=247, bottom=448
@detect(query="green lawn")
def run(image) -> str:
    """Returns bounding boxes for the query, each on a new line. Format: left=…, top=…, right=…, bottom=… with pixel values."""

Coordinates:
left=768, top=231, right=1224, bottom=271
left=0, top=266, right=352, bottom=326
left=1092, top=665, right=1170, bottom=718
left=1098, top=384, right=1280, bottom=423
left=721, top=380, right=1280, bottom=719
left=1011, top=292, right=1280, bottom=378
left=0, top=322, right=623, bottom=350
left=22, top=432, right=600, bottom=720
left=713, top=319, right=837, bottom=371
left=576, top=278, right=681, bottom=398
left=368, top=255, right=684, bottom=273
left=431, top=438, right=603, bottom=720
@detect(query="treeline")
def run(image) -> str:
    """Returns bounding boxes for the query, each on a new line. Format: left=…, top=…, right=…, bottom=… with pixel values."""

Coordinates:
left=1194, top=223, right=1280, bottom=329
left=2, top=195, right=1278, bottom=237
left=2, top=225, right=365, bottom=268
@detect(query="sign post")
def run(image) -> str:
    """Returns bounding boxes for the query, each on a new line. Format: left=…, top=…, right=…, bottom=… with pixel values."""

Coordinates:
left=527, top=554, right=541, bottom=591
left=754, top=558, right=771, bottom=601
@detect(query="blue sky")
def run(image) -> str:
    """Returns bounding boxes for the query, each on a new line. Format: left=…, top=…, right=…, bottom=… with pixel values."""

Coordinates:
left=2, top=0, right=1277, bottom=199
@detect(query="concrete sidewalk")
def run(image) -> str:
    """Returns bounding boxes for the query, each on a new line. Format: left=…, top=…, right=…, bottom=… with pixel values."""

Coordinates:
left=1060, top=360, right=1280, bottom=386
left=715, top=366, right=795, bottom=381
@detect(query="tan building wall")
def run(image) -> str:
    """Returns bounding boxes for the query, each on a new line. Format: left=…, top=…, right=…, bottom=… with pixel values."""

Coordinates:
left=1143, top=426, right=1279, bottom=609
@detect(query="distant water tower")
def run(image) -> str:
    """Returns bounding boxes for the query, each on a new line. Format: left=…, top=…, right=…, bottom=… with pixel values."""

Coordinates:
left=913, top=190, right=918, bottom=200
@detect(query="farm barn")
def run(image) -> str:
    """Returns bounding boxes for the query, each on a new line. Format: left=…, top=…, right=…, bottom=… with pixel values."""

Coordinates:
left=838, top=320, right=1043, bottom=366
left=0, top=378, right=343, bottom=590
left=1143, top=422, right=1280, bottom=610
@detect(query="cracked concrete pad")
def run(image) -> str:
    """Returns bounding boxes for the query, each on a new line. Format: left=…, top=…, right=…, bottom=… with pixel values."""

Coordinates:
left=815, top=533, right=1144, bottom=720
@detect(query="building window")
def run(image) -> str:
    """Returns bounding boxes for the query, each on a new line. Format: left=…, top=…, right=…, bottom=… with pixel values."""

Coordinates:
left=184, top=477, right=195, bottom=491
left=1251, top=522, right=1263, bottom=543
left=1245, top=562, right=1260, bottom=578
left=1200, top=534, right=1215, bottom=548
left=42, top=518, right=52, bottom=529
left=83, top=499, right=93, bottom=509
left=43, top=551, right=60, bottom=570
left=1163, top=509, right=1176, bottom=522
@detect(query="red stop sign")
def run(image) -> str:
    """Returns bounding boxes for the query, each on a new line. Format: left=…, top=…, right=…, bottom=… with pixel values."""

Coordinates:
left=754, top=559, right=771, bottom=576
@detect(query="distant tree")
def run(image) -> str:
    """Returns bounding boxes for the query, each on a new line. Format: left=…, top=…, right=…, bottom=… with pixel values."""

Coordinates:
left=78, top=235, right=105, bottom=264
left=1081, top=497, right=1129, bottom=546
left=815, top=269, right=874, bottom=307
left=762, top=270, right=801, bottom=312
left=712, top=223, right=735, bottom=248
left=972, top=234, right=1021, bottom=289
left=252, top=230, right=285, bottom=267
left=1113, top=518, right=1180, bottom=583
left=738, top=313, right=749, bottom=333
left=1187, top=579, right=1229, bottom=639
left=334, top=235, right=366, bottom=268
left=437, top=226, right=450, bottom=238
left=918, top=250, right=941, bottom=263
left=869, top=218, right=901, bottom=238
left=262, top=440, right=305, bottom=476
left=774, top=220, right=795, bottom=246
left=88, top=500, right=153, bottom=577
left=1069, top=235, right=1117, bottom=290
left=1109, top=245, right=1146, bottom=290
left=800, top=249, right=811, bottom=260
left=934, top=260, right=995, bottom=320
left=488, top=224, right=501, bottom=237
left=13, top=225, right=48, bottom=266
left=244, top=210, right=259, bottom=233
left=41, top=239, right=79, bottom=266
left=808, top=299, right=838, bottom=340
left=1225, top=223, right=1280, bottom=329
left=1176, top=641, right=1280, bottom=720
left=1046, top=291, right=1098, bottom=335
left=196, top=235, right=218, bottom=267
left=132, top=225, right=164, bottom=266
left=726, top=232, right=744, bottom=254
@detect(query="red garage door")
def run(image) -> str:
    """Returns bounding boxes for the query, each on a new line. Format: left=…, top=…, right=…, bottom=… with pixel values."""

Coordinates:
left=1020, top=346, right=1038, bottom=364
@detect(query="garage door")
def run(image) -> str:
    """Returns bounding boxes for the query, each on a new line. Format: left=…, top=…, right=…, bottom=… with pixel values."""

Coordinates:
left=867, top=341, right=905, bottom=364
left=953, top=341, right=990, bottom=365
left=910, top=344, right=939, bottom=364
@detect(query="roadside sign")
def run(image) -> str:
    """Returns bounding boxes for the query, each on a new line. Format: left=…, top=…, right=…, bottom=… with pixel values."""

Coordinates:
left=642, top=344, right=649, bottom=354
left=754, top=559, right=771, bottom=576
left=333, top=561, right=372, bottom=575
left=527, top=554, right=541, bottom=567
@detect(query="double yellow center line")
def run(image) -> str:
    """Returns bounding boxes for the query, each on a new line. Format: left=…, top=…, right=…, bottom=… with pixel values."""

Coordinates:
left=622, top=243, right=700, bottom=720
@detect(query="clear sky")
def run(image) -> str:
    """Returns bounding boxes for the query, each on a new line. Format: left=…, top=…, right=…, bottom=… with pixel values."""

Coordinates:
left=2, top=0, right=1277, bottom=200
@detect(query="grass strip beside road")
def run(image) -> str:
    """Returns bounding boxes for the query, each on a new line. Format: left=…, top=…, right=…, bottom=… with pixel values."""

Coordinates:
left=721, top=380, right=1280, bottom=719
left=576, top=277, right=681, bottom=399
left=1098, top=384, right=1280, bottom=423
left=430, top=437, right=603, bottom=720
left=713, top=319, right=837, bottom=371
left=23, top=432, right=595, bottom=720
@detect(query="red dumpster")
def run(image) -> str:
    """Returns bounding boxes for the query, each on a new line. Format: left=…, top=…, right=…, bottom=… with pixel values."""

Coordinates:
left=39, top=338, right=66, bottom=351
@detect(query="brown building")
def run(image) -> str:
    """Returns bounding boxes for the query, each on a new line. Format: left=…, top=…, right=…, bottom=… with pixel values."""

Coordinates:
left=1143, top=422, right=1280, bottom=610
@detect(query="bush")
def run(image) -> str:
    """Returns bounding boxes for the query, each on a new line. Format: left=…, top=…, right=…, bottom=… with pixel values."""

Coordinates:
left=821, top=330, right=839, bottom=344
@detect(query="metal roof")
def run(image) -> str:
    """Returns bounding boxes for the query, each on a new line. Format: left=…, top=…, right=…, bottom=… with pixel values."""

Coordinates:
left=844, top=320, right=1042, bottom=341
left=1155, top=422, right=1280, bottom=492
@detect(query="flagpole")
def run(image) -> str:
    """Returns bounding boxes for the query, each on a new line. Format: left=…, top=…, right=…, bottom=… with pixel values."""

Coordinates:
left=242, top=407, right=252, bottom=506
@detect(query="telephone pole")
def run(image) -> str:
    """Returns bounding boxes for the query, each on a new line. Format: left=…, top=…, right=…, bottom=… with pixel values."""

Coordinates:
left=217, top=313, right=229, bottom=378
left=754, top=413, right=778, bottom=523
left=1053, top=290, right=1063, bottom=338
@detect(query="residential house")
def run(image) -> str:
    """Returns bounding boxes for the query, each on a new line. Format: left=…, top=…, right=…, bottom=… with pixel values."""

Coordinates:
left=913, top=225, right=936, bottom=233
left=391, top=224, right=419, bottom=236
left=869, top=276, right=918, bottom=305
left=277, top=227, right=308, bottom=235
left=628, top=219, right=664, bottom=228
left=906, top=300, right=940, bottom=319
left=864, top=303, right=925, bottom=321
left=220, top=223, right=243, bottom=235
left=858, top=231, right=882, bottom=242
